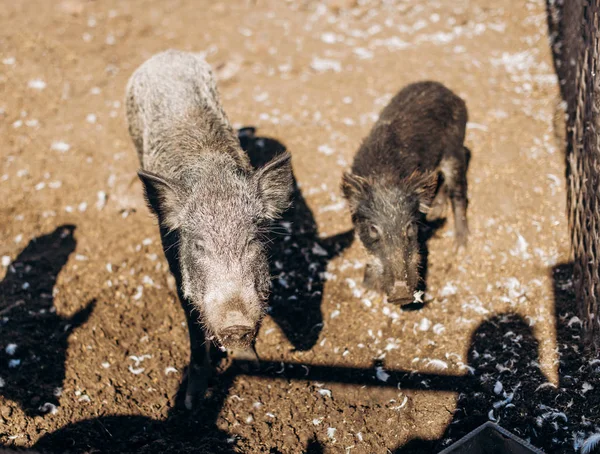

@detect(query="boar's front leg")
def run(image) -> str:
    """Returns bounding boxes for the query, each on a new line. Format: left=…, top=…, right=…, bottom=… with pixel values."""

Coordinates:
left=426, top=178, right=448, bottom=222
left=441, top=147, right=469, bottom=250
left=182, top=299, right=211, bottom=410
left=161, top=229, right=211, bottom=409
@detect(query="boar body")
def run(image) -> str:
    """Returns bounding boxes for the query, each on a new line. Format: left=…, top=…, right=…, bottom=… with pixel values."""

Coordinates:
left=126, top=50, right=293, bottom=408
left=342, top=81, right=469, bottom=304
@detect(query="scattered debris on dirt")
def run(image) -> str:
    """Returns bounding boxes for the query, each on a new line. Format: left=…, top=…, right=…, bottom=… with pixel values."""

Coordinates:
left=1, top=0, right=596, bottom=453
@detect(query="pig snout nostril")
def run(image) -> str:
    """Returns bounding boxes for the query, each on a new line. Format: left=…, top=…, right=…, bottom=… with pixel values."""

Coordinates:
left=219, top=325, right=254, bottom=347
left=387, top=281, right=413, bottom=305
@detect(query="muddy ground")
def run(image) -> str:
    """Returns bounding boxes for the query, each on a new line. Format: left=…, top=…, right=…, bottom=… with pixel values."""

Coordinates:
left=1, top=0, right=599, bottom=453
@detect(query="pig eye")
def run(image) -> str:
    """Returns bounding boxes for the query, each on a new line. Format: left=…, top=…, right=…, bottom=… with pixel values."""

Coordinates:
left=368, top=224, right=381, bottom=240
left=194, top=241, right=205, bottom=254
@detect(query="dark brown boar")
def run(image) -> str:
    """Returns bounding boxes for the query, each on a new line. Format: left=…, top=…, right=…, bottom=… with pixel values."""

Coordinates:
left=342, top=81, right=469, bottom=305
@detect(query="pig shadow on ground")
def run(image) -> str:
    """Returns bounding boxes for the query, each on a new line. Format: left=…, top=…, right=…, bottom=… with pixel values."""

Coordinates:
left=32, top=362, right=329, bottom=453
left=395, top=263, right=599, bottom=453
left=549, top=262, right=600, bottom=450
left=238, top=127, right=354, bottom=351
left=304, top=437, right=325, bottom=454
left=393, top=312, right=549, bottom=453
left=33, top=364, right=323, bottom=454
left=32, top=370, right=239, bottom=454
left=0, top=225, right=96, bottom=417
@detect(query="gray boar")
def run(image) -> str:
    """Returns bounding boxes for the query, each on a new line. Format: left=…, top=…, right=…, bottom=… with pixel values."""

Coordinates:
left=126, top=50, right=293, bottom=408
left=342, top=81, right=469, bottom=305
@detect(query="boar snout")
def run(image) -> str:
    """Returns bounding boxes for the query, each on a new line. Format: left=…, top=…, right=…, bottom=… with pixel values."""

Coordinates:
left=219, top=324, right=254, bottom=349
left=386, top=280, right=413, bottom=305
left=201, top=262, right=267, bottom=350
left=214, top=308, right=259, bottom=349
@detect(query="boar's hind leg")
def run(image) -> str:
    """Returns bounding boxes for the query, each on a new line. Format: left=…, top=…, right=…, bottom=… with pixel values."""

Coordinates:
left=183, top=302, right=211, bottom=410
left=441, top=147, right=469, bottom=249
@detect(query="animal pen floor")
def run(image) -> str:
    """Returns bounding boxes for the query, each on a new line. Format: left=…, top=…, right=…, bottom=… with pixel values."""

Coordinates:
left=1, top=0, right=599, bottom=453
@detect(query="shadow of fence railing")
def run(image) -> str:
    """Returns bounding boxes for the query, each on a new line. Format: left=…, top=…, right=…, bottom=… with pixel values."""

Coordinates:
left=31, top=358, right=474, bottom=454
left=6, top=260, right=582, bottom=454
left=233, top=359, right=467, bottom=392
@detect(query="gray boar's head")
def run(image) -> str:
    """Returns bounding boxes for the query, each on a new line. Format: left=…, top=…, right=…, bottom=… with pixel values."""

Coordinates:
left=138, top=152, right=293, bottom=349
left=342, top=171, right=436, bottom=304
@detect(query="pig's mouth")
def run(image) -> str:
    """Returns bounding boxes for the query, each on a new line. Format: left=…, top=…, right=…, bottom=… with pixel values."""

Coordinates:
left=384, top=277, right=418, bottom=306
left=216, top=324, right=256, bottom=350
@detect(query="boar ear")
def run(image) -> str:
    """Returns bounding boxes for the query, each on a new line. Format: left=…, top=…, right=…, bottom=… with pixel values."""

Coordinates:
left=138, top=169, right=184, bottom=230
left=410, top=171, right=438, bottom=214
left=254, top=151, right=294, bottom=220
left=341, top=172, right=369, bottom=214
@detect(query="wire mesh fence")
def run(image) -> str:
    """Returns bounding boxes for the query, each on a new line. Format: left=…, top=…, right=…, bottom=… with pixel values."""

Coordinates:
left=548, top=0, right=600, bottom=350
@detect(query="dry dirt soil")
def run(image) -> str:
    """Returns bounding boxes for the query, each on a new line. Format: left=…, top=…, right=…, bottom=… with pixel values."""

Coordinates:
left=1, top=0, right=599, bottom=453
